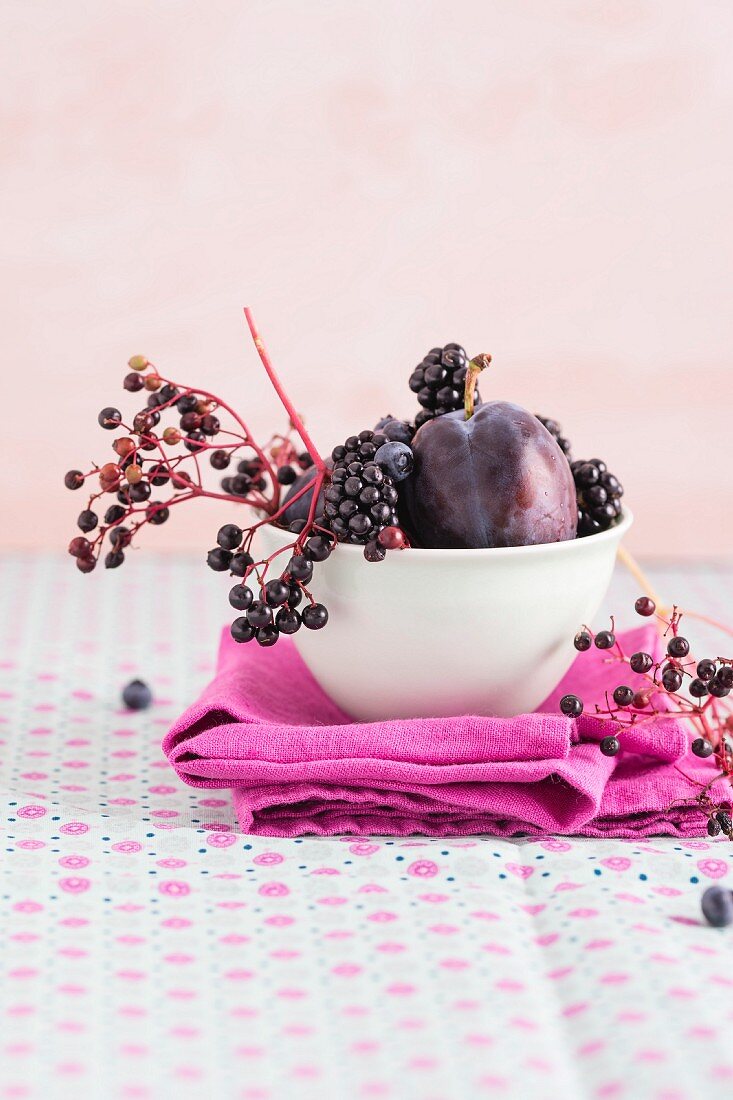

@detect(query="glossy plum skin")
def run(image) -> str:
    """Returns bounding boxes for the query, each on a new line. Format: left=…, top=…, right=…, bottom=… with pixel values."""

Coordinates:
left=402, top=401, right=578, bottom=549
left=281, top=467, right=322, bottom=526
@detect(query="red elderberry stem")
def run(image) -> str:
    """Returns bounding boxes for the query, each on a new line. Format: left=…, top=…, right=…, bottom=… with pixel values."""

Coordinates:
left=154, top=371, right=280, bottom=513
left=243, top=307, right=330, bottom=544
left=243, top=308, right=325, bottom=477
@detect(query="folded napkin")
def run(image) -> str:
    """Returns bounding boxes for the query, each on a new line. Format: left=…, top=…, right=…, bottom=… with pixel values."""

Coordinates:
left=163, top=625, right=728, bottom=837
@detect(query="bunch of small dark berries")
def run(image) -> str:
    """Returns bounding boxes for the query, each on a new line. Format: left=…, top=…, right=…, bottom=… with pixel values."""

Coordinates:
left=559, top=594, right=733, bottom=837
left=64, top=353, right=289, bottom=576
left=216, top=523, right=332, bottom=647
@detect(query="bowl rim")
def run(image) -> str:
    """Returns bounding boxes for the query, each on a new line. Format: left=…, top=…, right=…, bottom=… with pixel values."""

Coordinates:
left=264, top=508, right=633, bottom=560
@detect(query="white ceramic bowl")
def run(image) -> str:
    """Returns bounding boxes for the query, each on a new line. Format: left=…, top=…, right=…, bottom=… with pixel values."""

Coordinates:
left=256, top=511, right=633, bottom=721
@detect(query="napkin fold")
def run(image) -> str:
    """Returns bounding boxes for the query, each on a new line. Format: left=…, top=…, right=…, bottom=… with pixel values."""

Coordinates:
left=163, top=625, right=727, bottom=837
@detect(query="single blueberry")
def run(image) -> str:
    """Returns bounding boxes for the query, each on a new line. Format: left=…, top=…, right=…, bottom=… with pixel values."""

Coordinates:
left=122, top=679, right=153, bottom=711
left=374, top=441, right=414, bottom=482
left=701, top=885, right=733, bottom=928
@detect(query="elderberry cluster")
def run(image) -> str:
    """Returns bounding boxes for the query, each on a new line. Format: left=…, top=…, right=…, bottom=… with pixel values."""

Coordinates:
left=208, top=522, right=332, bottom=647
left=409, top=343, right=477, bottom=429
left=215, top=451, right=313, bottom=498
left=561, top=595, right=733, bottom=783
left=706, top=809, right=733, bottom=840
left=217, top=456, right=267, bottom=498
left=324, top=431, right=413, bottom=560
left=63, top=353, right=288, bottom=574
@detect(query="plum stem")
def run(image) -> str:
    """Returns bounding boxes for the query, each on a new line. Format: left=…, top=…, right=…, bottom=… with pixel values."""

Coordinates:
left=464, top=353, right=491, bottom=419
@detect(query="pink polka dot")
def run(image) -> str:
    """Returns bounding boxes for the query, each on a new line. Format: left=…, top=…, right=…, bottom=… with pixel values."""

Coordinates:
left=407, top=860, right=439, bottom=878
left=158, top=881, right=190, bottom=898
left=206, top=832, right=236, bottom=848
left=59, top=877, right=91, bottom=894
left=697, top=858, right=729, bottom=879
left=600, top=857, right=631, bottom=872
left=112, top=841, right=143, bottom=854
left=505, top=864, right=534, bottom=879
left=253, top=851, right=284, bottom=866
left=14, top=901, right=43, bottom=914
left=332, top=963, right=362, bottom=977
left=58, top=856, right=90, bottom=870
left=258, top=882, right=290, bottom=897
left=17, top=805, right=46, bottom=819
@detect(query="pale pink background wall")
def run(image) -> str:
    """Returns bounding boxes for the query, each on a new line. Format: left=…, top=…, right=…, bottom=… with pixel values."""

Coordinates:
left=3, top=1, right=733, bottom=558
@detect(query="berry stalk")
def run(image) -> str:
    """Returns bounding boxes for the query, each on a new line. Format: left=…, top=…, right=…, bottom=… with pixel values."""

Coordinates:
left=243, top=308, right=326, bottom=479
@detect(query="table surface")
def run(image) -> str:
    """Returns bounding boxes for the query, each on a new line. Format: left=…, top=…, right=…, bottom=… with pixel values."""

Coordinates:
left=2, top=554, right=733, bottom=1100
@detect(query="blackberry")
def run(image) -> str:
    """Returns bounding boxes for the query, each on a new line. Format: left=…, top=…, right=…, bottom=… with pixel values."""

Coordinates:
left=535, top=415, right=572, bottom=459
left=409, top=344, right=476, bottom=428
left=571, top=458, right=624, bottom=538
left=325, top=430, right=399, bottom=547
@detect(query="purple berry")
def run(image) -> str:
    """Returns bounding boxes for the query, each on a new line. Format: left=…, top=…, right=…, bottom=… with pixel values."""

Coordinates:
left=122, top=679, right=152, bottom=710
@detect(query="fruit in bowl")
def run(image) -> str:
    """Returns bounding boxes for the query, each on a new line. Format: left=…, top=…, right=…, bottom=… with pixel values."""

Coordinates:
left=401, top=399, right=577, bottom=549
left=257, top=508, right=632, bottom=719
left=63, top=312, right=627, bottom=718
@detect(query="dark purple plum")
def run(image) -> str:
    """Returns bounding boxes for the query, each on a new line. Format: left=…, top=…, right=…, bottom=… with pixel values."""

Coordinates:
left=280, top=465, right=327, bottom=527
left=402, top=401, right=577, bottom=549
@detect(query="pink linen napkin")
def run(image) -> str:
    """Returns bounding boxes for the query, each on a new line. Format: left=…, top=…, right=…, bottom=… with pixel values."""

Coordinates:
left=163, top=625, right=728, bottom=837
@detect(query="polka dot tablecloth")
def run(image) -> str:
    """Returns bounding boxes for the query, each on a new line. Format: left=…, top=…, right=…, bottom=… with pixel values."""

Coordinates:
left=2, top=555, right=733, bottom=1100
